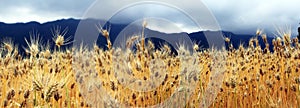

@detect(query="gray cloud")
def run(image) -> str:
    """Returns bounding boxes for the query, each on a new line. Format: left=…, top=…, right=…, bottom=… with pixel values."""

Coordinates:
left=203, top=0, right=300, bottom=35
left=0, top=0, right=95, bottom=23
left=107, top=3, right=203, bottom=33
left=0, top=0, right=300, bottom=35
left=83, top=0, right=220, bottom=33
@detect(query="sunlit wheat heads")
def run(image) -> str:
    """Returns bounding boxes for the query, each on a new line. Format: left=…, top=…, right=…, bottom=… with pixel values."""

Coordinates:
left=0, top=26, right=300, bottom=108
left=51, top=26, right=73, bottom=49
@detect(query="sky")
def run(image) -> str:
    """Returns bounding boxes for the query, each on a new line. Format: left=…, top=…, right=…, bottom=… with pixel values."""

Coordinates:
left=0, top=0, right=300, bottom=35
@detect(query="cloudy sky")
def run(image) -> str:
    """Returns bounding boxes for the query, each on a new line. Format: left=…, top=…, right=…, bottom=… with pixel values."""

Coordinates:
left=0, top=0, right=300, bottom=35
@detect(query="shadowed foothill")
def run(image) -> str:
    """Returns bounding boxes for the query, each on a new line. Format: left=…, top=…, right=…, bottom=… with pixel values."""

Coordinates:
left=298, top=24, right=300, bottom=42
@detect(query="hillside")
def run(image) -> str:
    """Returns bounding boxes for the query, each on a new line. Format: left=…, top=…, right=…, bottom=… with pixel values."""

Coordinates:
left=0, top=18, right=275, bottom=54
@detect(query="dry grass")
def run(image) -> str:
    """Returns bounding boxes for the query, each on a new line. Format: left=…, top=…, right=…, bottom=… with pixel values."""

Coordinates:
left=0, top=26, right=300, bottom=108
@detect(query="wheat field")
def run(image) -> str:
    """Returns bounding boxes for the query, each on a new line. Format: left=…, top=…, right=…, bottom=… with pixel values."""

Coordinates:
left=0, top=26, right=300, bottom=108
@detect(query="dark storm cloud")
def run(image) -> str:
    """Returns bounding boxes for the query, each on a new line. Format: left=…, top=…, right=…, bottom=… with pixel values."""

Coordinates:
left=1, top=0, right=300, bottom=34
left=203, top=0, right=300, bottom=35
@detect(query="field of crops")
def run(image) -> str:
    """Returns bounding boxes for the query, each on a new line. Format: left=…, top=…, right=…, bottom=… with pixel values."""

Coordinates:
left=0, top=27, right=300, bottom=108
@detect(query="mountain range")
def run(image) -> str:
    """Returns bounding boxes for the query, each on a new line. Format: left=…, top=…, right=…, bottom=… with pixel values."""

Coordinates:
left=0, top=18, right=275, bottom=55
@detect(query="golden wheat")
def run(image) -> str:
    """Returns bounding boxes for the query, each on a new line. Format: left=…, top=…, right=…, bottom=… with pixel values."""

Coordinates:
left=0, top=26, right=299, bottom=108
